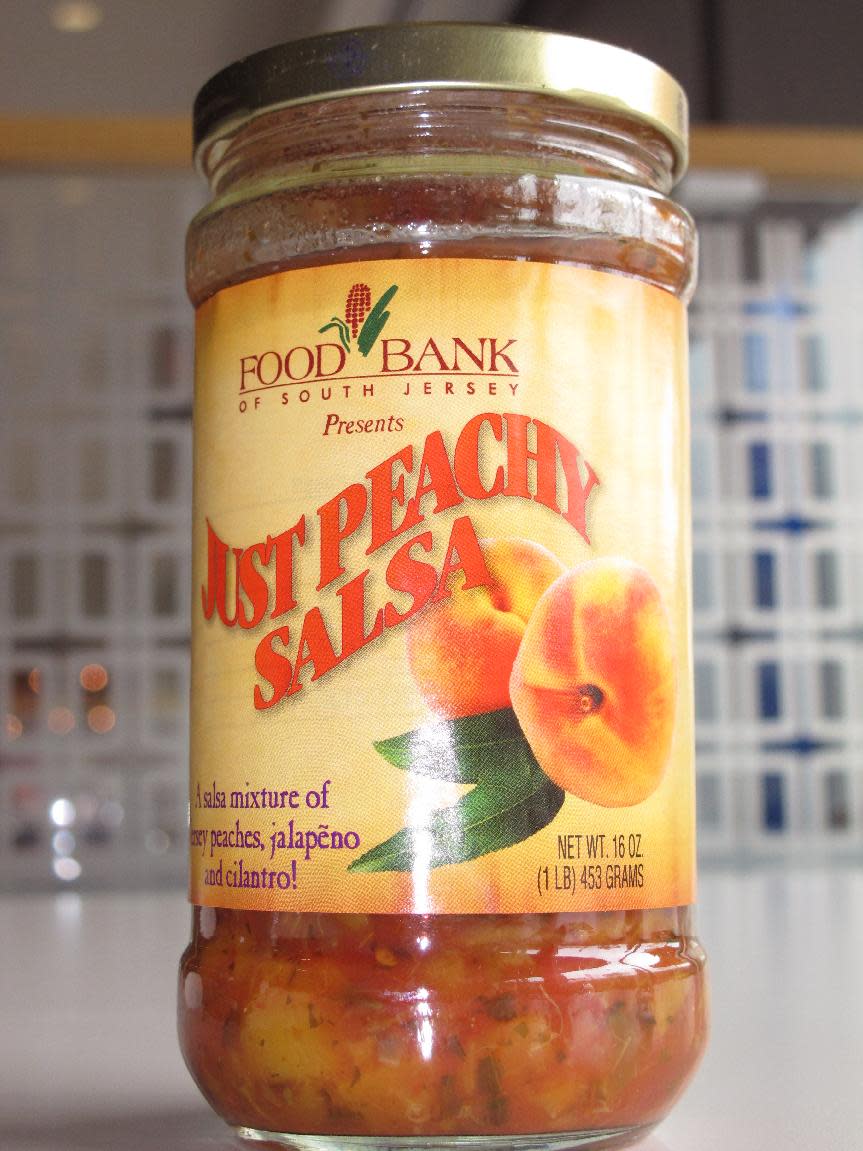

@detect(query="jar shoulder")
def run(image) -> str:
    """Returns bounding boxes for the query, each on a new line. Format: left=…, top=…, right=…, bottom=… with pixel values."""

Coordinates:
left=186, top=174, right=695, bottom=306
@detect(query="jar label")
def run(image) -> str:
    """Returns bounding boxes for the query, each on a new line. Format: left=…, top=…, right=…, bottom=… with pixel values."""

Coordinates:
left=190, top=258, right=695, bottom=913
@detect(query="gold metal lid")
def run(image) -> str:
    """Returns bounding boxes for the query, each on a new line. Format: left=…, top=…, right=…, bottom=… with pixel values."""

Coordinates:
left=194, top=23, right=689, bottom=180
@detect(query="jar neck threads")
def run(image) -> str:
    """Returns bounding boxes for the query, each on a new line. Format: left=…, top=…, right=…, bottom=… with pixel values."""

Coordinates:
left=201, top=90, right=678, bottom=202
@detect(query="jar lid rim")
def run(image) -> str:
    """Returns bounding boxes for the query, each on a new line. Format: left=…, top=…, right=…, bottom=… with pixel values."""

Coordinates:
left=193, top=22, right=689, bottom=180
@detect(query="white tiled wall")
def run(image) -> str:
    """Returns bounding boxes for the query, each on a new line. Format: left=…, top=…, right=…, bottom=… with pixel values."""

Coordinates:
left=690, top=201, right=863, bottom=862
left=0, top=175, right=199, bottom=889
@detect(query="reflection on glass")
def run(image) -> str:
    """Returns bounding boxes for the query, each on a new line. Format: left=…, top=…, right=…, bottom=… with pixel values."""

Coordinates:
left=49, top=798, right=76, bottom=827
left=52, top=856, right=82, bottom=882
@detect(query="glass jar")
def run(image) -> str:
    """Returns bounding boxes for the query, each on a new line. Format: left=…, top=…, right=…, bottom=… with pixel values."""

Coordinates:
left=179, top=23, right=707, bottom=1150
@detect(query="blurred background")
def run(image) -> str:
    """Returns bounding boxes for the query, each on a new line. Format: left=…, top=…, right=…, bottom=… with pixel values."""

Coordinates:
left=2, top=0, right=862, bottom=892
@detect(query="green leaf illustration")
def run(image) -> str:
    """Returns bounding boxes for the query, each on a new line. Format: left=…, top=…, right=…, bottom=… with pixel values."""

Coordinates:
left=357, top=284, right=398, bottom=357
left=319, top=316, right=351, bottom=352
left=350, top=711, right=564, bottom=872
left=373, top=707, right=526, bottom=784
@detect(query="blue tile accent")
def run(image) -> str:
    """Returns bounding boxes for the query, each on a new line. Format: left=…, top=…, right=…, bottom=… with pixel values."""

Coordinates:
left=758, top=662, right=781, bottom=718
left=762, top=736, right=841, bottom=756
left=745, top=294, right=809, bottom=318
left=723, top=626, right=779, bottom=646
left=762, top=773, right=786, bottom=831
left=719, top=407, right=769, bottom=425
left=753, top=515, right=824, bottom=535
left=754, top=551, right=776, bottom=608
left=749, top=442, right=772, bottom=499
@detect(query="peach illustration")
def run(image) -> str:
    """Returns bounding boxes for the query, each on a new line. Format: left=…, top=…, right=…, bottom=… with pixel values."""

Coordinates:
left=408, top=538, right=565, bottom=718
left=509, top=558, right=676, bottom=807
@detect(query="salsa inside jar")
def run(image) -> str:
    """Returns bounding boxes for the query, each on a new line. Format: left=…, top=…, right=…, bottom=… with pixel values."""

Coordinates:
left=180, top=907, right=705, bottom=1139
left=180, top=25, right=707, bottom=1149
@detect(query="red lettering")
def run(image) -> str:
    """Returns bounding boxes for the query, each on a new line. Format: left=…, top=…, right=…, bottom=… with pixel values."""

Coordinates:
left=202, top=520, right=225, bottom=620
left=256, top=350, right=281, bottom=386
left=290, top=608, right=338, bottom=692
left=383, top=532, right=438, bottom=627
left=253, top=626, right=293, bottom=710
left=337, top=569, right=384, bottom=660
left=454, top=413, right=505, bottom=500
left=237, top=544, right=269, bottom=629
left=266, top=517, right=305, bottom=619
left=317, top=483, right=367, bottom=590
left=451, top=337, right=486, bottom=371
left=488, top=338, right=518, bottom=373
left=397, top=431, right=462, bottom=540
left=501, top=413, right=533, bottom=500
left=284, top=345, right=314, bottom=381
left=432, top=515, right=491, bottom=602
left=240, top=356, right=258, bottom=391
left=381, top=338, right=413, bottom=372
left=201, top=521, right=240, bottom=627
left=315, top=342, right=345, bottom=378
left=523, top=419, right=599, bottom=541
left=502, top=414, right=599, bottom=543
left=414, top=337, right=449, bottom=372
left=367, top=445, right=414, bottom=554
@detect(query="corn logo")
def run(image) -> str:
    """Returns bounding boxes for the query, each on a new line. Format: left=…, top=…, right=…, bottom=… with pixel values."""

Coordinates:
left=319, top=282, right=398, bottom=357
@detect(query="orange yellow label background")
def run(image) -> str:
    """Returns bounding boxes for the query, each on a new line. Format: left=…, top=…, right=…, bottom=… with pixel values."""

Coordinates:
left=190, top=258, right=695, bottom=914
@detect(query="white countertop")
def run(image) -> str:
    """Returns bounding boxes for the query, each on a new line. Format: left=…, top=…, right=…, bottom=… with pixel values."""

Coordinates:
left=1, top=869, right=861, bottom=1151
